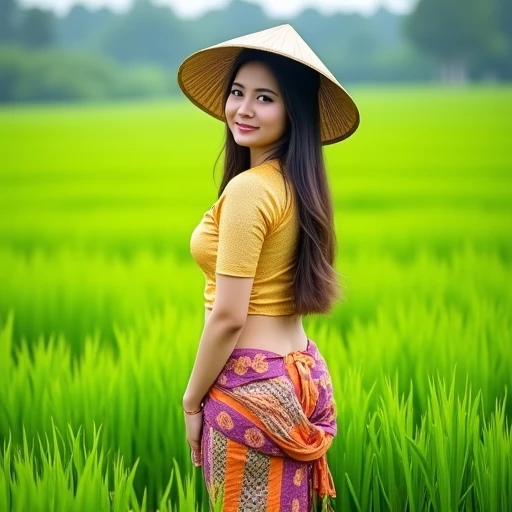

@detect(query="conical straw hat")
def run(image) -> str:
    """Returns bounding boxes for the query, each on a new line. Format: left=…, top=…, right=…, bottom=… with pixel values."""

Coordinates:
left=177, top=24, right=360, bottom=145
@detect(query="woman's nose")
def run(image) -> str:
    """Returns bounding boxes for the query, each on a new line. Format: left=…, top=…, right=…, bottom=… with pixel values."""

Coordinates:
left=237, top=98, right=254, bottom=117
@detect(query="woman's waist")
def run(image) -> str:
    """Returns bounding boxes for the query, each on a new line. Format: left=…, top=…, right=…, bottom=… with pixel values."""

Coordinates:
left=235, top=315, right=307, bottom=356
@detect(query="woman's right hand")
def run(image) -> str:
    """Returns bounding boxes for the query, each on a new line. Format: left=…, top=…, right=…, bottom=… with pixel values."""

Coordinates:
left=184, top=410, right=204, bottom=467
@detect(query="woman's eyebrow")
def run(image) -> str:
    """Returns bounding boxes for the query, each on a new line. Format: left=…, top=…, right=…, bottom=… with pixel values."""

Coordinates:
left=232, top=82, right=279, bottom=96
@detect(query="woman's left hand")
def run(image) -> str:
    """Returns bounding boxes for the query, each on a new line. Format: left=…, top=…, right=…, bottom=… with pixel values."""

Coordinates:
left=184, top=411, right=204, bottom=467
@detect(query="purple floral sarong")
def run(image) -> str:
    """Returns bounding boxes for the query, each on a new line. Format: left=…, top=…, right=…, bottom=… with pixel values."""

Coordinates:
left=200, top=338, right=337, bottom=512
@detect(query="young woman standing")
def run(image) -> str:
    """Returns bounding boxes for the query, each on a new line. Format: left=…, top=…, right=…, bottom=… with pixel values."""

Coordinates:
left=178, top=24, right=360, bottom=512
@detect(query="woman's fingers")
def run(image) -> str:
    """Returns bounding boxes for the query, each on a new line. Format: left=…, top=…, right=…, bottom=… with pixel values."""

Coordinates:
left=191, top=449, right=201, bottom=466
left=187, top=437, right=201, bottom=466
left=191, top=448, right=202, bottom=467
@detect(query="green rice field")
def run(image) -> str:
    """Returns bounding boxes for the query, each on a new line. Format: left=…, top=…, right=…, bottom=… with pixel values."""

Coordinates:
left=0, top=86, right=511, bottom=511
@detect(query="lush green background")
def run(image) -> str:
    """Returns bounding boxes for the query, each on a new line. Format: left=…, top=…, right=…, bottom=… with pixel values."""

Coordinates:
left=0, top=86, right=511, bottom=510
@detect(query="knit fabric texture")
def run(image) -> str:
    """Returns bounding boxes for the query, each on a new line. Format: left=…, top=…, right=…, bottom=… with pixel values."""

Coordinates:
left=190, top=159, right=300, bottom=315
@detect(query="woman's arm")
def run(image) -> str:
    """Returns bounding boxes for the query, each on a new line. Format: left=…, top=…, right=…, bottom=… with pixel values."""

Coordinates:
left=182, top=310, right=243, bottom=410
left=182, top=273, right=254, bottom=411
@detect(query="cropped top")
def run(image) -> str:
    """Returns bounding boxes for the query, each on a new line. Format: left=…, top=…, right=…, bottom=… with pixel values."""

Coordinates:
left=190, top=159, right=300, bottom=315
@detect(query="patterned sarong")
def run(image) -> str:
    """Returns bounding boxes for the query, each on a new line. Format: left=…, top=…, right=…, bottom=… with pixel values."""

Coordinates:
left=201, top=338, right=337, bottom=512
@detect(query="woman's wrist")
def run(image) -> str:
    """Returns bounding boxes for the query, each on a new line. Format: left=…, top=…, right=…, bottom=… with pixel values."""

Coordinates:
left=182, top=394, right=202, bottom=413
left=183, top=405, right=203, bottom=415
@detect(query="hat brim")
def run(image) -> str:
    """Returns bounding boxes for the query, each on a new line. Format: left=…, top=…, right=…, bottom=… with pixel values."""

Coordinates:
left=177, top=45, right=360, bottom=145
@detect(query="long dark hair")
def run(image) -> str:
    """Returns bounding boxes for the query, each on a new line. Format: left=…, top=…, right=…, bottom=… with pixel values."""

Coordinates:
left=216, top=48, right=343, bottom=315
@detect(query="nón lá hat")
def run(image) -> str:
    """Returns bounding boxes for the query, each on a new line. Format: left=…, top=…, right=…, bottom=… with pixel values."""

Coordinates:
left=177, top=24, right=360, bottom=145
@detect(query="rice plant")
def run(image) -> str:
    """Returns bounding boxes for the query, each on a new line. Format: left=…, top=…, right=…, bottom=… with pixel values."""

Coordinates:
left=0, top=86, right=510, bottom=509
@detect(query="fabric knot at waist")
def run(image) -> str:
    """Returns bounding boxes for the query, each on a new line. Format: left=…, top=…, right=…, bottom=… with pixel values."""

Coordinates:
left=285, top=351, right=319, bottom=418
left=284, top=351, right=335, bottom=504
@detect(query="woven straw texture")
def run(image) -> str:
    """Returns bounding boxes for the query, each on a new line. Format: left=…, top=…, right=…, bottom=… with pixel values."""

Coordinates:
left=177, top=24, right=359, bottom=145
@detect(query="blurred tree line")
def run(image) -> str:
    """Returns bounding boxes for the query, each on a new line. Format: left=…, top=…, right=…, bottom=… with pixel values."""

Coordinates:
left=406, top=0, right=511, bottom=83
left=0, top=0, right=510, bottom=103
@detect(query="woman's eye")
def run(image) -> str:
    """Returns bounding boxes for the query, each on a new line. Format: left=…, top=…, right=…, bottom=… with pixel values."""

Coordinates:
left=258, top=95, right=273, bottom=103
left=231, top=89, right=242, bottom=97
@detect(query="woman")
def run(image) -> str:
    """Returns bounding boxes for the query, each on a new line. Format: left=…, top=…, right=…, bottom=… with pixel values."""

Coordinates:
left=177, top=24, right=359, bottom=512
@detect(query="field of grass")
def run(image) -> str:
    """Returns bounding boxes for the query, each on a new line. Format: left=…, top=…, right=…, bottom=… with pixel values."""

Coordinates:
left=0, top=86, right=511, bottom=511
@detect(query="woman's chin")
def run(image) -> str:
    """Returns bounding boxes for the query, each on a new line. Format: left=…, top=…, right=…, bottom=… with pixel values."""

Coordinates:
left=234, top=137, right=256, bottom=148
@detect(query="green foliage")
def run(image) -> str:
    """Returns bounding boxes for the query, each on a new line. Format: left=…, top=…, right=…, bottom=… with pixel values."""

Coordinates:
left=0, top=88, right=511, bottom=509
left=1, top=0, right=511, bottom=89
left=0, top=420, right=203, bottom=511
left=405, top=0, right=500, bottom=61
left=471, top=0, right=512, bottom=80
left=94, top=1, right=190, bottom=69
left=0, top=317, right=510, bottom=509
left=0, top=0, right=440, bottom=98
left=0, top=45, right=175, bottom=102
left=17, top=7, right=55, bottom=49
left=0, top=0, right=18, bottom=43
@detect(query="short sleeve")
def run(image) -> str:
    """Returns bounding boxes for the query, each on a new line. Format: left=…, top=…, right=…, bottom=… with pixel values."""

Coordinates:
left=215, top=173, right=276, bottom=277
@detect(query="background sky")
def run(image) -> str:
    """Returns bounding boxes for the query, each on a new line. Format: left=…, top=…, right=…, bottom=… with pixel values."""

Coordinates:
left=18, top=0, right=414, bottom=18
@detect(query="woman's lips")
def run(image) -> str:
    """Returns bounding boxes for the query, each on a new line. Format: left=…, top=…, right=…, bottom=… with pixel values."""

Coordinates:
left=236, top=122, right=259, bottom=133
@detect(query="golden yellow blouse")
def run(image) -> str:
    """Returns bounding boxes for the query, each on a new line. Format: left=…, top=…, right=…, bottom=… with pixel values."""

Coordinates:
left=190, top=159, right=300, bottom=315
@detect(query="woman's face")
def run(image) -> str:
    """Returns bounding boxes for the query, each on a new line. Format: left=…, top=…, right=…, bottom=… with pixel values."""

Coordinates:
left=225, top=60, right=287, bottom=154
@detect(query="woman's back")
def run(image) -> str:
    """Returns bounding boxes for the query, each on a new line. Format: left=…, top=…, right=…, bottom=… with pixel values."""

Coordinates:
left=193, top=158, right=308, bottom=355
